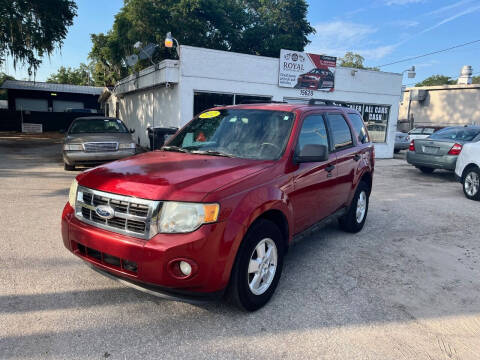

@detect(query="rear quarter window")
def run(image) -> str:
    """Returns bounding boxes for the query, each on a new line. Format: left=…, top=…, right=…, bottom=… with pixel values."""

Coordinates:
left=347, top=113, right=370, bottom=144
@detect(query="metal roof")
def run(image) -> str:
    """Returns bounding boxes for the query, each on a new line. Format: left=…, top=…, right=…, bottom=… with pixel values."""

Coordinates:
left=0, top=80, right=103, bottom=95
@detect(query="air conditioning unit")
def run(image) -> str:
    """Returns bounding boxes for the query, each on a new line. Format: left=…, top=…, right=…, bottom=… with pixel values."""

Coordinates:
left=410, top=89, right=427, bottom=101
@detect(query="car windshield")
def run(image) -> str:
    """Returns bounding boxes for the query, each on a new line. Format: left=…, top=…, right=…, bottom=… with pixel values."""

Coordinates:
left=69, top=118, right=129, bottom=134
left=429, top=127, right=480, bottom=141
left=167, top=109, right=295, bottom=160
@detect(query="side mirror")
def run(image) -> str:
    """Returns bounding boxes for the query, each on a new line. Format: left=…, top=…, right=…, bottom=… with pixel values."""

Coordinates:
left=130, top=128, right=135, bottom=134
left=295, top=144, right=329, bottom=163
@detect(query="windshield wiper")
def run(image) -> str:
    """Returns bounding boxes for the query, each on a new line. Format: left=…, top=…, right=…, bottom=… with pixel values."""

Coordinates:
left=190, top=150, right=236, bottom=158
left=161, top=146, right=189, bottom=153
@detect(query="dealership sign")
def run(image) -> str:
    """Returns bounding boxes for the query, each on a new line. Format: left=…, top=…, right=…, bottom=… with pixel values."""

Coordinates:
left=279, top=49, right=337, bottom=92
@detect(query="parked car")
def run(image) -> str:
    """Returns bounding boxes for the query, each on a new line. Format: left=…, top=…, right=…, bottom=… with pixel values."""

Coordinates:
left=63, top=116, right=136, bottom=171
left=407, top=126, right=480, bottom=173
left=455, top=141, right=480, bottom=200
left=394, top=131, right=409, bottom=153
left=406, top=126, right=443, bottom=142
left=61, top=103, right=375, bottom=311
left=295, top=68, right=334, bottom=89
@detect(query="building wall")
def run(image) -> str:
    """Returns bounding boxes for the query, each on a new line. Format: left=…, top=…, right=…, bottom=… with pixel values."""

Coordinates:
left=109, top=85, right=180, bottom=147
left=399, top=85, right=480, bottom=128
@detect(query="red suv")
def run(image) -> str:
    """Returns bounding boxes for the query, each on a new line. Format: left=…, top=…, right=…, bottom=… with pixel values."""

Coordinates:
left=62, top=102, right=374, bottom=311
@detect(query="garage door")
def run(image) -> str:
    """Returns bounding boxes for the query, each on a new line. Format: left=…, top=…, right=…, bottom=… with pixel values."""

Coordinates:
left=15, top=98, right=48, bottom=112
left=53, top=100, right=84, bottom=112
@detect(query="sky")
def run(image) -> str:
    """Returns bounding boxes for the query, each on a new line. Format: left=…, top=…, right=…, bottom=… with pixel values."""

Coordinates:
left=3, top=0, right=480, bottom=86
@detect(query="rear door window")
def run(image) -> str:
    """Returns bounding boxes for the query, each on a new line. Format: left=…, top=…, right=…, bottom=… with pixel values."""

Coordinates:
left=326, top=113, right=353, bottom=150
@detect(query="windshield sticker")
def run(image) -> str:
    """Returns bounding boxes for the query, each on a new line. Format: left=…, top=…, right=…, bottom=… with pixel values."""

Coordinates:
left=199, top=111, right=220, bottom=119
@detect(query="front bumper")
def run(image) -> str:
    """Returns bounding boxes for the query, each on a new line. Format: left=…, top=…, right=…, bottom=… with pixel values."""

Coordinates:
left=61, top=203, right=231, bottom=295
left=406, top=151, right=458, bottom=170
left=63, top=149, right=136, bottom=165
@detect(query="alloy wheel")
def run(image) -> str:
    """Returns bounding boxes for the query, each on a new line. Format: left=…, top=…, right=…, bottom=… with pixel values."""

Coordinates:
left=248, top=238, right=278, bottom=295
left=465, top=172, right=480, bottom=197
left=356, top=191, right=367, bottom=223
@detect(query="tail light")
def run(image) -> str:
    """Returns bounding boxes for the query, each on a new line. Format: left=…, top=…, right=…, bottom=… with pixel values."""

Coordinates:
left=448, top=143, right=462, bottom=155
left=409, top=140, right=415, bottom=151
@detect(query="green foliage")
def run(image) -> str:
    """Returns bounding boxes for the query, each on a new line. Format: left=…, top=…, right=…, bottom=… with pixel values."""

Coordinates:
left=89, top=0, right=315, bottom=85
left=472, top=75, right=480, bottom=84
left=0, top=0, right=77, bottom=76
left=0, top=72, right=15, bottom=100
left=46, top=63, right=94, bottom=85
left=415, top=75, right=456, bottom=87
left=338, top=52, right=379, bottom=71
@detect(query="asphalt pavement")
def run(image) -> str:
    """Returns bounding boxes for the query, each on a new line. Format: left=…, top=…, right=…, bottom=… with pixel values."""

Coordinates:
left=1, top=133, right=479, bottom=359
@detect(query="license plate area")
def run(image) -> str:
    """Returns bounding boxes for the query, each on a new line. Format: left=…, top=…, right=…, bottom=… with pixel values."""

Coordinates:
left=423, top=146, right=439, bottom=154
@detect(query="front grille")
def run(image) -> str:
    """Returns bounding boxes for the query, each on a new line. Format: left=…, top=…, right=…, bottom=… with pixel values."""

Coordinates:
left=75, top=186, right=160, bottom=239
left=83, top=142, right=118, bottom=152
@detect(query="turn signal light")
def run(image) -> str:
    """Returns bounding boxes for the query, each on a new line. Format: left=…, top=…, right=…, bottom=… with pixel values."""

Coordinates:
left=409, top=140, right=415, bottom=151
left=448, top=143, right=462, bottom=155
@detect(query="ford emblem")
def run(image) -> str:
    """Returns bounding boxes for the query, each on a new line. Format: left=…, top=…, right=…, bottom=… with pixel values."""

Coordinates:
left=95, top=205, right=115, bottom=220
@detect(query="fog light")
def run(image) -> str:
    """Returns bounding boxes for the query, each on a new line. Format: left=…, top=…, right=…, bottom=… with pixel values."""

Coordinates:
left=179, top=261, right=192, bottom=276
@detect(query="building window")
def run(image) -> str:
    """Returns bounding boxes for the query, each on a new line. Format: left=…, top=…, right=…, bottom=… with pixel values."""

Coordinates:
left=194, top=92, right=233, bottom=116
left=15, top=98, right=48, bottom=112
left=52, top=100, right=84, bottom=112
left=105, top=103, right=110, bottom=117
left=234, top=95, right=272, bottom=105
left=115, top=101, right=119, bottom=118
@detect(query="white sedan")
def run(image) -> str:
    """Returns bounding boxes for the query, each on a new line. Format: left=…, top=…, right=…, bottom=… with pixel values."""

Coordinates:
left=455, top=140, right=480, bottom=200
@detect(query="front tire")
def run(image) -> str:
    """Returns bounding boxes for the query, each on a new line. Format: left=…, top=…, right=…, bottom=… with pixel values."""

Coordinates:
left=64, top=163, right=75, bottom=171
left=227, top=219, right=285, bottom=311
left=339, top=181, right=370, bottom=233
left=463, top=167, right=480, bottom=201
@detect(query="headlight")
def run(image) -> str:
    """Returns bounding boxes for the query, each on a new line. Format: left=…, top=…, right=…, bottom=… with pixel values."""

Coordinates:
left=68, top=179, right=78, bottom=207
left=158, top=202, right=219, bottom=233
left=64, top=144, right=83, bottom=151
left=119, top=143, right=136, bottom=149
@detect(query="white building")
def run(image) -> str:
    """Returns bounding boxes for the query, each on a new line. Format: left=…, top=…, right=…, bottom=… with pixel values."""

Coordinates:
left=101, top=45, right=402, bottom=158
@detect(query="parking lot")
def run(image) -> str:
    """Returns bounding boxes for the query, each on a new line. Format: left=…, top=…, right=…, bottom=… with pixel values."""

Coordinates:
left=1, top=133, right=480, bottom=360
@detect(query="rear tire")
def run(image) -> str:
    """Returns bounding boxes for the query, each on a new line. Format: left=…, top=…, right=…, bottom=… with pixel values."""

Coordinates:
left=227, top=219, right=284, bottom=311
left=64, top=163, right=75, bottom=171
left=339, top=181, right=370, bottom=233
left=394, top=149, right=400, bottom=154
left=419, top=167, right=434, bottom=174
left=463, top=167, right=480, bottom=201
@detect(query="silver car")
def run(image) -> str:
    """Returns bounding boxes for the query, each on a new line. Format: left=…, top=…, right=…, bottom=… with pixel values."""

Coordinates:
left=63, top=117, right=137, bottom=171
left=406, top=126, right=480, bottom=173
left=394, top=131, right=409, bottom=153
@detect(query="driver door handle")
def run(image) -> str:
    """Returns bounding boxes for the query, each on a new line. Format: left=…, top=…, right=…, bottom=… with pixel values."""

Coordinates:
left=325, top=164, right=335, bottom=172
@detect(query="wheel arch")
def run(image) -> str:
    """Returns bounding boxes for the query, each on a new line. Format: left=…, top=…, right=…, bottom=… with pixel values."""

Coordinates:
left=251, top=209, right=290, bottom=252
left=359, top=171, right=373, bottom=195
left=462, top=163, right=479, bottom=181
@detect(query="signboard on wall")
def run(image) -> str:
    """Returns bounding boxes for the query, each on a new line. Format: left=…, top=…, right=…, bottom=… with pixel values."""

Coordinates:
left=279, top=49, right=336, bottom=93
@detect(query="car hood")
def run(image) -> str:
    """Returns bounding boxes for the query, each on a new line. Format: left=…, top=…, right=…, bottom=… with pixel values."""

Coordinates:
left=65, top=133, right=134, bottom=143
left=76, top=151, right=273, bottom=201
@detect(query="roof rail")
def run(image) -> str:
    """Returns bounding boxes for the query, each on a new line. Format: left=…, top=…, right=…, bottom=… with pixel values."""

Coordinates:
left=238, top=99, right=288, bottom=104
left=308, top=99, right=336, bottom=106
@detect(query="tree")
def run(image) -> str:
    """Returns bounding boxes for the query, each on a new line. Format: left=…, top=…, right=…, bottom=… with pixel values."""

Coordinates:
left=338, top=52, right=379, bottom=70
left=415, top=75, right=456, bottom=87
left=46, top=63, right=94, bottom=85
left=0, top=0, right=77, bottom=76
left=472, top=75, right=480, bottom=84
left=89, top=0, right=315, bottom=85
left=0, top=72, right=15, bottom=100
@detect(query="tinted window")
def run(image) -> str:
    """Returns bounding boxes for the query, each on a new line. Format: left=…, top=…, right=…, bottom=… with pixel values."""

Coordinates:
left=347, top=113, right=369, bottom=144
left=409, top=128, right=424, bottom=135
left=297, top=115, right=329, bottom=152
left=327, top=114, right=353, bottom=150
left=430, top=128, right=480, bottom=141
